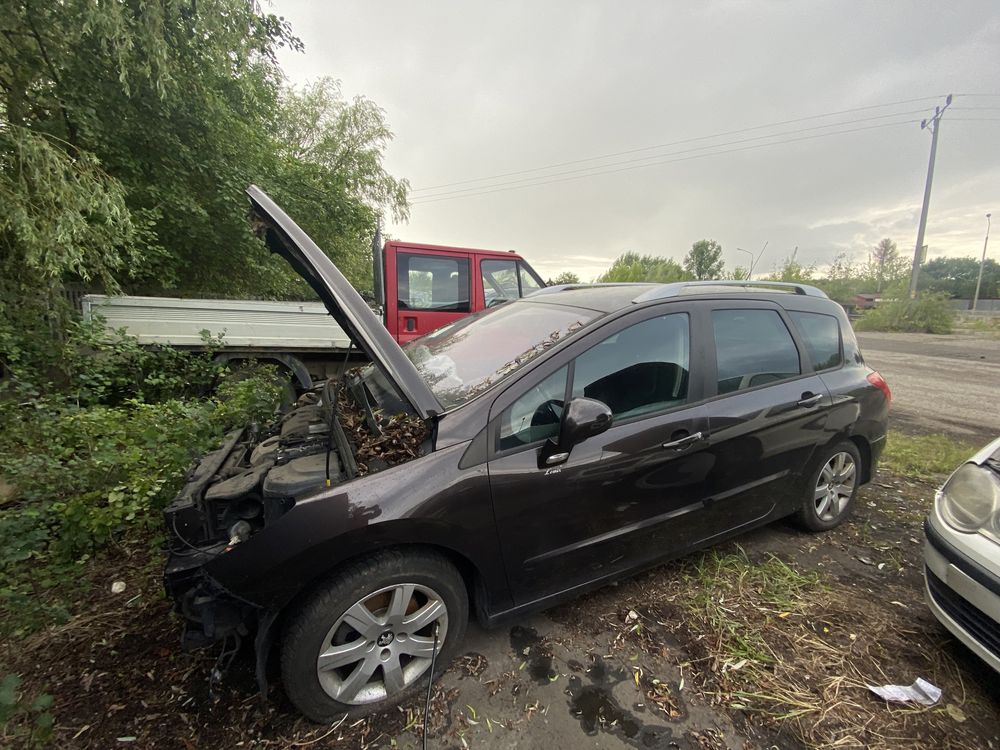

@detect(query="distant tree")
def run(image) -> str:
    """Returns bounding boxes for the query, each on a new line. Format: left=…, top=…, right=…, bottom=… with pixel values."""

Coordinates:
left=864, top=238, right=908, bottom=292
left=813, top=252, right=864, bottom=302
left=597, top=252, right=691, bottom=283
left=764, top=252, right=815, bottom=282
left=727, top=266, right=749, bottom=280
left=919, top=257, right=1000, bottom=300
left=549, top=271, right=581, bottom=285
left=683, top=239, right=725, bottom=280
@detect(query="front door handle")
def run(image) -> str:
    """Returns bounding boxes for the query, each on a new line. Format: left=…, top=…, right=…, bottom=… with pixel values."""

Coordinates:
left=797, top=392, right=823, bottom=408
left=662, top=431, right=704, bottom=450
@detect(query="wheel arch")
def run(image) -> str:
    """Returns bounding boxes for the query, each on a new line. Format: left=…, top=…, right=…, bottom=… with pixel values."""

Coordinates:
left=847, top=434, right=873, bottom=485
left=253, top=537, right=495, bottom=696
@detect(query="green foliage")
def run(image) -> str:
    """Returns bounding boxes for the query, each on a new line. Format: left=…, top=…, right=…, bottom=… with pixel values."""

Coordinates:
left=920, top=256, right=1000, bottom=300
left=0, top=369, right=281, bottom=561
left=854, top=292, right=954, bottom=334
left=866, top=238, right=909, bottom=293
left=58, top=318, right=226, bottom=406
left=881, top=432, right=976, bottom=480
left=1, top=1, right=408, bottom=381
left=683, top=239, right=725, bottom=280
left=764, top=253, right=816, bottom=283
left=549, top=271, right=581, bottom=285
left=597, top=251, right=692, bottom=283
left=0, top=674, right=53, bottom=748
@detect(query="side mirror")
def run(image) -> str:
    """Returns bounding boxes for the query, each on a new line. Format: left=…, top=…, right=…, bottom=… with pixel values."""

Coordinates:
left=540, top=397, right=612, bottom=467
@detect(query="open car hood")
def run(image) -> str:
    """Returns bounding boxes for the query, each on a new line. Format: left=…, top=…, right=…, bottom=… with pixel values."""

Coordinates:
left=246, top=185, right=441, bottom=419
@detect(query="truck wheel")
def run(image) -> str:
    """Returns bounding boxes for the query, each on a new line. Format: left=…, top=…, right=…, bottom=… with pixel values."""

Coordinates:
left=796, top=441, right=862, bottom=532
left=280, top=549, right=468, bottom=723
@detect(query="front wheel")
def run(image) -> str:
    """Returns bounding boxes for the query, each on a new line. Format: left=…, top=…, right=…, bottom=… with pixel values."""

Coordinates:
left=796, top=441, right=862, bottom=532
left=280, top=549, right=468, bottom=723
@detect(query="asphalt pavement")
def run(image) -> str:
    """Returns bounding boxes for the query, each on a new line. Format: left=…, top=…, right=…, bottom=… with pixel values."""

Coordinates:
left=856, top=331, right=1000, bottom=444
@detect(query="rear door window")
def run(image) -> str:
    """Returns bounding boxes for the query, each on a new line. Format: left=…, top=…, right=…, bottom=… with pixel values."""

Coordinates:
left=397, top=253, right=470, bottom=312
left=788, top=311, right=842, bottom=370
left=571, top=313, right=690, bottom=419
left=712, top=309, right=801, bottom=393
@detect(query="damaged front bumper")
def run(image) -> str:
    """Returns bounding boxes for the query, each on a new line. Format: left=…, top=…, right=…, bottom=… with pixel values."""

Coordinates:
left=163, top=428, right=263, bottom=650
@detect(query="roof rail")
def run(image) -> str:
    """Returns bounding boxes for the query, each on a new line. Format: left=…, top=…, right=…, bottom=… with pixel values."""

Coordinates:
left=530, top=282, right=652, bottom=297
left=632, top=280, right=828, bottom=304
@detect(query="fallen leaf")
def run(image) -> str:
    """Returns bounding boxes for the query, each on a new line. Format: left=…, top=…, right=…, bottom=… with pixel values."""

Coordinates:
left=945, top=704, right=967, bottom=722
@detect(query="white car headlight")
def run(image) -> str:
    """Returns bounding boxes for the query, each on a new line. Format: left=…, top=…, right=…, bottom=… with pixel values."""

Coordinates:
left=939, top=463, right=1000, bottom=533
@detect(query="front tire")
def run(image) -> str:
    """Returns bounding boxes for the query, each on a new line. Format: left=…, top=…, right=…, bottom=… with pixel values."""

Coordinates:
left=280, top=549, right=468, bottom=723
left=796, top=441, right=862, bottom=532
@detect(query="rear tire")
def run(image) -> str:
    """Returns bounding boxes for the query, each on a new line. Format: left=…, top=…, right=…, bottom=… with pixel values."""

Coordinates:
left=795, top=441, right=862, bottom=532
left=280, top=549, right=468, bottom=723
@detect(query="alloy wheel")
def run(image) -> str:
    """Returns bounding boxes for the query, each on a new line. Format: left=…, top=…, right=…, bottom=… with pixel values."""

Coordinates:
left=315, top=583, right=448, bottom=705
left=813, top=451, right=857, bottom=522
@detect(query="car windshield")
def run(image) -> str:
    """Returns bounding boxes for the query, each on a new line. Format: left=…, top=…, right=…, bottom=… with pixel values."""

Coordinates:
left=403, top=302, right=599, bottom=410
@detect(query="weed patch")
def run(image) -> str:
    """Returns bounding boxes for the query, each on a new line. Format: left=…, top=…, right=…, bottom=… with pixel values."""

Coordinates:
left=882, top=432, right=977, bottom=480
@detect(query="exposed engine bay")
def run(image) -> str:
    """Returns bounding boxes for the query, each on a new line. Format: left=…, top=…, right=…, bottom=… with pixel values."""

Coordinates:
left=163, top=371, right=430, bottom=649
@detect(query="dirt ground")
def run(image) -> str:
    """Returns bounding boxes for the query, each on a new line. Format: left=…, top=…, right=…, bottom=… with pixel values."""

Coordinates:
left=857, top=331, right=1000, bottom=443
left=4, top=468, right=999, bottom=750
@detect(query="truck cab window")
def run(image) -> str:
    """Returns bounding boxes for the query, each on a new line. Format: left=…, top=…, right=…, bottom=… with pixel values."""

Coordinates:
left=397, top=253, right=470, bottom=312
left=519, top=263, right=543, bottom=296
left=481, top=259, right=519, bottom=307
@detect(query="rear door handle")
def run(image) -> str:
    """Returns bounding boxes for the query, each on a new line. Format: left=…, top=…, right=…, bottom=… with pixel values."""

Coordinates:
left=797, top=392, right=823, bottom=408
left=662, top=431, right=704, bottom=450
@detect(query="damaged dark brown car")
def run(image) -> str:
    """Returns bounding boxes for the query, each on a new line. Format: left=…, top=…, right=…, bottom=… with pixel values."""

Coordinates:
left=165, top=186, right=889, bottom=722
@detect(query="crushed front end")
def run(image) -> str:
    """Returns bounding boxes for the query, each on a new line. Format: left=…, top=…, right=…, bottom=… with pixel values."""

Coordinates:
left=162, top=374, right=429, bottom=652
left=163, top=379, right=358, bottom=649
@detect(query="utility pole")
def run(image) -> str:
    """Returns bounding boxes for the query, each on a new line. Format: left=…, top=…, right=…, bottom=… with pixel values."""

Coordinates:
left=972, top=212, right=992, bottom=311
left=908, top=94, right=952, bottom=298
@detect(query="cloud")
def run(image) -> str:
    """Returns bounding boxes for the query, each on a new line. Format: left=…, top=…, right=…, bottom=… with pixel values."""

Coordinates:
left=273, top=0, right=1000, bottom=280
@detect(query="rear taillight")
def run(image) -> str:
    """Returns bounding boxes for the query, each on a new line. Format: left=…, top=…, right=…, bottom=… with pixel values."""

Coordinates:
left=867, top=370, right=891, bottom=406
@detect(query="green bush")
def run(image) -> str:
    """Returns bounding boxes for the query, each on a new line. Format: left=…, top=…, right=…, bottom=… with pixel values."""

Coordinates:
left=854, top=293, right=954, bottom=334
left=0, top=372, right=281, bottom=562
left=0, top=673, right=53, bottom=748
left=58, top=317, right=228, bottom=406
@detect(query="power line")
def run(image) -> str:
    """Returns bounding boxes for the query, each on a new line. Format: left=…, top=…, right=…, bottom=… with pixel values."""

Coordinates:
left=412, top=109, right=929, bottom=201
left=409, top=95, right=945, bottom=193
left=411, top=119, right=920, bottom=205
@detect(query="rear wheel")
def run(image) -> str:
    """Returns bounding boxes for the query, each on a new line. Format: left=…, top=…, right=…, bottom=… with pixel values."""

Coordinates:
left=280, top=549, right=468, bottom=723
left=796, top=441, right=862, bottom=531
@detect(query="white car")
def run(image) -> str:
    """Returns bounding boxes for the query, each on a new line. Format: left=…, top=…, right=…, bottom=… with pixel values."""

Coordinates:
left=924, top=436, right=1000, bottom=673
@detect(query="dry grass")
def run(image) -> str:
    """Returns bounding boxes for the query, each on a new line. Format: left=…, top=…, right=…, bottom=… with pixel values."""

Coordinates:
left=601, top=546, right=994, bottom=750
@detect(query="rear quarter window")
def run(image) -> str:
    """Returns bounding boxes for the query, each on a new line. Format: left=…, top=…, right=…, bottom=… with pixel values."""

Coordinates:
left=788, top=311, right=842, bottom=371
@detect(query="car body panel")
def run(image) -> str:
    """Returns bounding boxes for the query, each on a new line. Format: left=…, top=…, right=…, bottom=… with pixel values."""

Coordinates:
left=246, top=185, right=441, bottom=418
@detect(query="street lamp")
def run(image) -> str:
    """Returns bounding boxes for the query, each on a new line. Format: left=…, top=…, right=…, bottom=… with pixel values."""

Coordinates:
left=972, top=212, right=992, bottom=312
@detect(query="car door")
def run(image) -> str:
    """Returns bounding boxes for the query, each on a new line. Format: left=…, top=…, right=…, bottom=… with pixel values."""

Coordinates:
left=696, top=301, right=834, bottom=540
left=486, top=306, right=713, bottom=604
left=392, top=250, right=472, bottom=343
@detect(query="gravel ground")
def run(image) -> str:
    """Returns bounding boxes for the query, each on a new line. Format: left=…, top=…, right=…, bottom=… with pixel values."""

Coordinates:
left=856, top=331, right=1000, bottom=443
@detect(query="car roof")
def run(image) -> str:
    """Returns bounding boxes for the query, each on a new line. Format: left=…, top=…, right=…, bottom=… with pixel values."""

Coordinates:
left=526, top=280, right=830, bottom=313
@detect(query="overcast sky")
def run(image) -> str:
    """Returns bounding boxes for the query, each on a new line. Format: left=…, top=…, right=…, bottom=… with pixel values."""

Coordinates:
left=271, top=1, right=999, bottom=281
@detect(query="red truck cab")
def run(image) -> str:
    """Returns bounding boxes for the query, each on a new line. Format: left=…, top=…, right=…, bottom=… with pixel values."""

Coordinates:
left=382, top=241, right=546, bottom=344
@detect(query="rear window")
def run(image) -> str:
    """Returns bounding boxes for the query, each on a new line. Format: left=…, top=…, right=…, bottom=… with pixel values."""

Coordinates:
left=404, top=302, right=598, bottom=409
left=788, top=311, right=842, bottom=370
left=712, top=309, right=801, bottom=393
